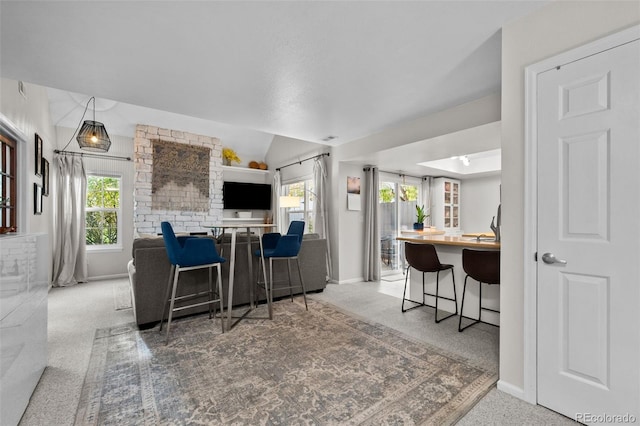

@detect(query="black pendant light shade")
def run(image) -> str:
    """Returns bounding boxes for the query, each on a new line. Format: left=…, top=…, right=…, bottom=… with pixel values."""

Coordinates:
left=77, top=120, right=111, bottom=152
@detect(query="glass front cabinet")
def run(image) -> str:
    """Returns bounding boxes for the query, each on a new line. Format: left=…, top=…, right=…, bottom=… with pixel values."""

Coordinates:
left=431, top=177, right=460, bottom=234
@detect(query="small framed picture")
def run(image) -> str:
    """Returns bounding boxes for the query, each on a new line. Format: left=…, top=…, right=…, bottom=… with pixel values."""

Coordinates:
left=34, top=183, right=43, bottom=215
left=35, top=134, right=43, bottom=176
left=42, top=158, right=50, bottom=196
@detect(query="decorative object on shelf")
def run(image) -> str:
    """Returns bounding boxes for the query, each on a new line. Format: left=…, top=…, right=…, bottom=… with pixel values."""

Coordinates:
left=248, top=160, right=259, bottom=169
left=490, top=204, right=501, bottom=242
left=222, top=147, right=241, bottom=166
left=264, top=211, right=273, bottom=224
left=413, top=204, right=428, bottom=230
left=258, top=162, right=268, bottom=170
left=35, top=133, right=43, bottom=176
left=42, top=158, right=49, bottom=196
left=34, top=183, right=42, bottom=215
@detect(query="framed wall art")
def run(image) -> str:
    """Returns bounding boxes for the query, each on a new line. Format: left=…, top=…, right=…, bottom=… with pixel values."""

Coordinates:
left=35, top=133, right=43, bottom=176
left=42, top=158, right=49, bottom=196
left=34, top=183, right=42, bottom=215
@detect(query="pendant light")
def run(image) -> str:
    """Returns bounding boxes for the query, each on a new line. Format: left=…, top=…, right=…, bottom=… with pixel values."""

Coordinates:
left=76, top=97, right=111, bottom=152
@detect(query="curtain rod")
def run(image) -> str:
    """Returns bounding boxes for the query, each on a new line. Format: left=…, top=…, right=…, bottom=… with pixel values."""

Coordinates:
left=54, top=149, right=132, bottom=162
left=363, top=167, right=427, bottom=180
left=275, top=152, right=330, bottom=171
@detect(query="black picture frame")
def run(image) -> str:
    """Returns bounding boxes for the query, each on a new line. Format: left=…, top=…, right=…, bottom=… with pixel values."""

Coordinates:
left=35, top=134, right=43, bottom=176
left=34, top=183, right=43, bottom=215
left=42, top=158, right=50, bottom=196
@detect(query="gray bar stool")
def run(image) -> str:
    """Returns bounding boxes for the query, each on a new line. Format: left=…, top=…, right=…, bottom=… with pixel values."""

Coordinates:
left=401, top=242, right=458, bottom=323
left=458, top=248, right=500, bottom=332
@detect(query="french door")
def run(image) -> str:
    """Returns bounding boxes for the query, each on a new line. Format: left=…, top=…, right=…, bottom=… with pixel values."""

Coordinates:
left=379, top=174, right=423, bottom=274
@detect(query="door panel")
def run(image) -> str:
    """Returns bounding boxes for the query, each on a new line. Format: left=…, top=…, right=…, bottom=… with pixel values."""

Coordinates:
left=537, top=40, right=639, bottom=421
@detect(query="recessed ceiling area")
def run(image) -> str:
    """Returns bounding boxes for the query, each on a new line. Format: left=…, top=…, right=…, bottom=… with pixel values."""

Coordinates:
left=418, top=149, right=501, bottom=176
left=342, top=121, right=502, bottom=179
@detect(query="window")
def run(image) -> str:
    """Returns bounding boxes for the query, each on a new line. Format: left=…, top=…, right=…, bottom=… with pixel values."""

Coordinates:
left=0, top=134, right=17, bottom=233
left=282, top=179, right=314, bottom=233
left=86, top=174, right=121, bottom=248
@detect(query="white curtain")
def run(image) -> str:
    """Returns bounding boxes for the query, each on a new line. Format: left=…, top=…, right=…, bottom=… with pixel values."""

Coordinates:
left=363, top=166, right=380, bottom=281
left=272, top=170, right=284, bottom=233
left=313, top=156, right=332, bottom=279
left=52, top=154, right=88, bottom=286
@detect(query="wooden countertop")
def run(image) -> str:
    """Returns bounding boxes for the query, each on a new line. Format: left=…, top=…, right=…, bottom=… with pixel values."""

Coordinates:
left=397, top=234, right=501, bottom=249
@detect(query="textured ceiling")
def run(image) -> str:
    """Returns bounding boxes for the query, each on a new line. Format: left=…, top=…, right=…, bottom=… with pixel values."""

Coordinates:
left=1, top=1, right=545, bottom=162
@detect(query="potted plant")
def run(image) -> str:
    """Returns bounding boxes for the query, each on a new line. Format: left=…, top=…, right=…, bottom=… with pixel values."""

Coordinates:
left=222, top=147, right=241, bottom=166
left=413, top=205, right=428, bottom=230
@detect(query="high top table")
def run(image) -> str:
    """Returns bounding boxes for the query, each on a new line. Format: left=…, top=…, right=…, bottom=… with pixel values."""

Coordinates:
left=205, top=223, right=275, bottom=330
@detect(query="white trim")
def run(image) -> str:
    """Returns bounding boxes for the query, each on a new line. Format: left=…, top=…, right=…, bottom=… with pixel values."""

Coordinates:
left=86, top=245, right=123, bottom=253
left=523, top=24, right=640, bottom=406
left=497, top=380, right=527, bottom=402
left=0, top=113, right=29, bottom=234
left=336, top=277, right=365, bottom=285
left=85, top=173, right=123, bottom=249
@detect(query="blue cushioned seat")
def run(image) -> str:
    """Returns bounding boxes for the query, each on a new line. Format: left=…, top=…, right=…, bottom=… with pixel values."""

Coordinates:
left=254, top=221, right=308, bottom=318
left=160, top=221, right=226, bottom=343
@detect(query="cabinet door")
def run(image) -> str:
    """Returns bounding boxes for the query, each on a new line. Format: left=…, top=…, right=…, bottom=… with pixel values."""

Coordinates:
left=431, top=178, right=461, bottom=232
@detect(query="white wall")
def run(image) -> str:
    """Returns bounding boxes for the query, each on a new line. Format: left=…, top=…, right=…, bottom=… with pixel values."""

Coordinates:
left=460, top=175, right=501, bottom=234
left=0, top=79, right=55, bottom=236
left=336, top=163, right=366, bottom=283
left=500, top=0, right=639, bottom=396
left=336, top=93, right=501, bottom=162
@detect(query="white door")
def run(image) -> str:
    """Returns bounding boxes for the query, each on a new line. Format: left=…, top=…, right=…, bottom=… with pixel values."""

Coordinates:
left=537, top=39, right=639, bottom=422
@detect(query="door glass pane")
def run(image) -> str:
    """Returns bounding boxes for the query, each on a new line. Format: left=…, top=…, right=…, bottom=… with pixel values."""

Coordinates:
left=379, top=181, right=397, bottom=272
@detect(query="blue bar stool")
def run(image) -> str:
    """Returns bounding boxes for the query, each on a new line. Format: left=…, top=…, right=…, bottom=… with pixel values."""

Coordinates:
left=160, top=221, right=226, bottom=343
left=255, top=221, right=308, bottom=319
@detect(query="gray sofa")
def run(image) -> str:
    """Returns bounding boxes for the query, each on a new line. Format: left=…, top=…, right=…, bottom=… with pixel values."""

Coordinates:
left=128, top=234, right=327, bottom=328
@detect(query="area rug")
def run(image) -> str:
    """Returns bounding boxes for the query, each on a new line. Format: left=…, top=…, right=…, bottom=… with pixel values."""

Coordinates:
left=75, top=299, right=497, bottom=425
left=112, top=279, right=132, bottom=310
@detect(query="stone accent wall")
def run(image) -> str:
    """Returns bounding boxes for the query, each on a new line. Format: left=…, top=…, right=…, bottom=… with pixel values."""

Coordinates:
left=134, top=125, right=223, bottom=235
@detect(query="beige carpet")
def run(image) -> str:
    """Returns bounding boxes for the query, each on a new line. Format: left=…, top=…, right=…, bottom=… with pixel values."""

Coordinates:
left=75, top=298, right=497, bottom=425
left=112, top=279, right=132, bottom=310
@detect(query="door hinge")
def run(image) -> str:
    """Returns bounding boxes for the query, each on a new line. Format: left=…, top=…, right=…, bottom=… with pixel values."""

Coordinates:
left=534, top=252, right=538, bottom=262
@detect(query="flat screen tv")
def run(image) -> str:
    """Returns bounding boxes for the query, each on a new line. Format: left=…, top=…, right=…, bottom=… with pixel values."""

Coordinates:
left=223, top=181, right=272, bottom=210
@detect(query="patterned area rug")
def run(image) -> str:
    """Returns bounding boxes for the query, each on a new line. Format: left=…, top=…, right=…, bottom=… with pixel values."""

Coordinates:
left=75, top=299, right=497, bottom=425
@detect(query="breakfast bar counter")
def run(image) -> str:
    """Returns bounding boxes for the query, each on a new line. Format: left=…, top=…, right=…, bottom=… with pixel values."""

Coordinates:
left=397, top=234, right=501, bottom=249
left=396, top=232, right=500, bottom=326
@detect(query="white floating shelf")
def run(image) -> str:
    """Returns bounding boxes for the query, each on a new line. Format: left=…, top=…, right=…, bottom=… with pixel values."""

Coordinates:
left=222, top=166, right=270, bottom=174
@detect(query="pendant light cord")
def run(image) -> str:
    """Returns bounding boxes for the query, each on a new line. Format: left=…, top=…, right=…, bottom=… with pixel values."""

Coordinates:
left=60, top=96, right=95, bottom=151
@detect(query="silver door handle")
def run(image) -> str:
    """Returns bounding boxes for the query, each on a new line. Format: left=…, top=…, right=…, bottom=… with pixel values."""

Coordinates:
left=541, top=252, right=567, bottom=265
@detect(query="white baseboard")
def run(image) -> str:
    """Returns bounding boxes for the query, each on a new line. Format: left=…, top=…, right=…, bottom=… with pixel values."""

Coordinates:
left=328, top=277, right=366, bottom=285
left=88, top=273, right=128, bottom=282
left=496, top=380, right=530, bottom=403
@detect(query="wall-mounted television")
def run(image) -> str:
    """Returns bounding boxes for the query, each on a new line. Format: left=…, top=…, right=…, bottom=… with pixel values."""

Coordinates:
left=222, top=181, right=272, bottom=210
